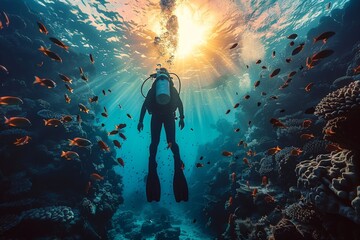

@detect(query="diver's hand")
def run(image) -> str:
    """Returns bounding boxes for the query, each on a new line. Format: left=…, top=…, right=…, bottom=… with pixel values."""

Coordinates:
left=179, top=119, right=185, bottom=130
left=137, top=122, right=144, bottom=132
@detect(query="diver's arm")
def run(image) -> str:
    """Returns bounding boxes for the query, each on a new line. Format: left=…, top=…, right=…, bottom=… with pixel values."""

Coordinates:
left=178, top=97, right=185, bottom=130
left=138, top=102, right=146, bottom=132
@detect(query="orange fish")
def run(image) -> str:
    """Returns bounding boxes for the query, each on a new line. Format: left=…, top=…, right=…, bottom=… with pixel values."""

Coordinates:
left=290, top=148, right=303, bottom=156
left=14, top=136, right=31, bottom=146
left=292, top=43, right=305, bottom=56
left=91, top=173, right=104, bottom=181
left=262, top=176, right=268, bottom=186
left=305, top=82, right=314, bottom=92
left=65, top=84, right=73, bottom=93
left=246, top=150, right=252, bottom=156
left=78, top=103, right=90, bottom=113
left=49, top=37, right=69, bottom=51
left=89, top=96, right=98, bottom=103
left=68, top=137, right=92, bottom=147
left=61, top=115, right=72, bottom=123
left=38, top=46, right=62, bottom=62
left=64, top=94, right=71, bottom=103
left=324, top=129, right=335, bottom=137
left=243, top=158, right=251, bottom=167
left=59, top=73, right=72, bottom=84
left=326, top=143, right=342, bottom=152
left=33, top=76, right=56, bottom=88
left=288, top=71, right=297, bottom=78
left=228, top=196, right=233, bottom=206
left=117, top=157, right=125, bottom=167
left=222, top=151, right=233, bottom=157
left=61, top=151, right=79, bottom=160
left=314, top=31, right=335, bottom=44
left=108, top=130, right=118, bottom=136
left=0, top=96, right=23, bottom=105
left=116, top=124, right=127, bottom=130
left=267, top=146, right=282, bottom=155
left=44, top=119, right=62, bottom=127
left=300, top=133, right=315, bottom=140
left=98, top=140, right=110, bottom=152
left=234, top=103, right=240, bottom=108
left=302, top=119, right=312, bottom=128
left=251, top=188, right=258, bottom=198
left=4, top=116, right=31, bottom=128
left=113, top=140, right=121, bottom=148
left=270, top=118, right=286, bottom=128
left=231, top=172, right=236, bottom=183
left=270, top=68, right=280, bottom=78
left=264, top=194, right=275, bottom=203
left=37, top=21, right=48, bottom=34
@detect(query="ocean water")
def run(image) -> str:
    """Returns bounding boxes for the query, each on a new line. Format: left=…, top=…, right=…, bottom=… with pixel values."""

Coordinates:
left=1, top=0, right=360, bottom=239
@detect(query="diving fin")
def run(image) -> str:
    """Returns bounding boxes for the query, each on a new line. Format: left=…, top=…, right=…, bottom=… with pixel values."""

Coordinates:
left=173, top=168, right=188, bottom=202
left=146, top=168, right=161, bottom=202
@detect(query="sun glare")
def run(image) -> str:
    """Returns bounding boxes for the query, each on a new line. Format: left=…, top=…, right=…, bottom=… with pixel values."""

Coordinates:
left=175, top=3, right=214, bottom=59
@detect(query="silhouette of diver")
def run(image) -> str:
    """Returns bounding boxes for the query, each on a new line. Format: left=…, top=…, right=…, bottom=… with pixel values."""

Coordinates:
left=138, top=67, right=188, bottom=202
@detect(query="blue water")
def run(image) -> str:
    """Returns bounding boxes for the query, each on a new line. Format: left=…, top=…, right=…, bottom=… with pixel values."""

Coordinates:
left=0, top=0, right=357, bottom=239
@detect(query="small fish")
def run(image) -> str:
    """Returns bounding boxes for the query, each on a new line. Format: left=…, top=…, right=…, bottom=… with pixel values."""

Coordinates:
left=81, top=75, right=88, bottom=81
left=58, top=73, right=72, bottom=84
left=286, top=58, right=292, bottom=63
left=0, top=96, right=23, bottom=105
left=38, top=46, right=62, bottom=62
left=222, top=151, right=233, bottom=157
left=118, top=104, right=122, bottom=109
left=287, top=33, right=298, bottom=39
left=116, top=123, right=127, bottom=129
left=101, top=112, right=108, bottom=118
left=44, top=118, right=62, bottom=127
left=89, top=53, right=95, bottom=63
left=270, top=118, right=286, bottom=128
left=326, top=143, right=342, bottom=152
left=234, top=128, right=240, bottom=132
left=264, top=194, right=275, bottom=203
left=254, top=80, right=260, bottom=88
left=65, top=84, right=73, bottom=93
left=305, top=83, right=314, bottom=92
left=113, top=140, right=121, bottom=148
left=299, top=65, right=304, bottom=70
left=270, top=95, right=279, bottom=100
left=98, top=140, right=110, bottom=152
left=354, top=65, right=360, bottom=75
left=237, top=140, right=244, bottom=146
left=49, top=37, right=69, bottom=51
left=4, top=116, right=31, bottom=128
left=61, top=115, right=73, bottom=122
left=292, top=43, right=305, bottom=56
left=79, top=67, right=84, bottom=75
left=2, top=12, right=9, bottom=27
left=246, top=149, right=253, bottom=156
left=267, top=146, right=282, bottom=155
left=117, top=157, right=125, bottom=167
left=326, top=2, right=331, bottom=10
left=200, top=156, right=204, bottom=160
left=270, top=68, right=280, bottom=78
left=243, top=158, right=250, bottom=167
left=261, top=66, right=267, bottom=69
left=251, top=188, right=258, bottom=198
left=272, top=51, right=276, bottom=58
left=279, top=83, right=289, bottom=90
left=324, top=127, right=336, bottom=136
left=193, top=219, right=197, bottom=224
left=78, top=103, right=90, bottom=113
left=231, top=172, right=236, bottom=183
left=61, top=151, right=79, bottom=160
left=290, top=148, right=303, bottom=156
left=234, top=103, right=240, bottom=108
left=311, top=49, right=334, bottom=61
left=102, top=90, right=106, bottom=96
left=262, top=176, right=268, bottom=186
left=119, top=133, right=127, bottom=140
left=196, top=163, right=204, bottom=168
left=314, top=31, right=335, bottom=44
left=108, top=130, right=118, bottom=135
left=229, top=43, right=238, bottom=49
left=101, top=123, right=105, bottom=127
left=248, top=121, right=252, bottom=126
left=228, top=196, right=233, bottom=206
left=104, top=106, right=107, bottom=113
left=256, top=59, right=261, bottom=64
left=225, top=109, right=231, bottom=114
left=108, top=89, right=112, bottom=93
left=244, top=95, right=250, bottom=100
left=257, top=102, right=261, bottom=107
left=300, top=133, right=315, bottom=140
left=68, top=137, right=92, bottom=147
left=0, top=64, right=9, bottom=74
left=246, top=65, right=249, bottom=69
left=279, top=109, right=286, bottom=113
left=89, top=96, right=98, bottom=103
left=126, top=113, right=132, bottom=119
left=289, top=41, right=295, bottom=46
left=90, top=173, right=104, bottom=181
left=302, top=120, right=312, bottom=128
left=76, top=115, right=82, bottom=124
left=14, top=136, right=31, bottom=146
left=261, top=92, right=267, bottom=96
left=37, top=21, right=48, bottom=34
left=33, top=76, right=56, bottom=88
left=288, top=71, right=297, bottom=78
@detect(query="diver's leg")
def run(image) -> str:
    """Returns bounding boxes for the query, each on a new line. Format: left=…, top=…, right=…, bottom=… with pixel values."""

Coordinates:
left=147, top=115, right=162, bottom=202
left=164, top=114, right=181, bottom=167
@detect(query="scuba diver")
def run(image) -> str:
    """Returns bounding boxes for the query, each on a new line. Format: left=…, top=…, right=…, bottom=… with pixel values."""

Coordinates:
left=137, top=67, right=188, bottom=202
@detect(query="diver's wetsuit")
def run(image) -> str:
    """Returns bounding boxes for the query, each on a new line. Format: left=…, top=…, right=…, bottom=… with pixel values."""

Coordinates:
left=139, top=79, right=187, bottom=202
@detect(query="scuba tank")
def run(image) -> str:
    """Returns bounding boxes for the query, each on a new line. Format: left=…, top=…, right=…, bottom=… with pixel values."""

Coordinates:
left=155, top=70, right=171, bottom=105
left=141, top=68, right=181, bottom=104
